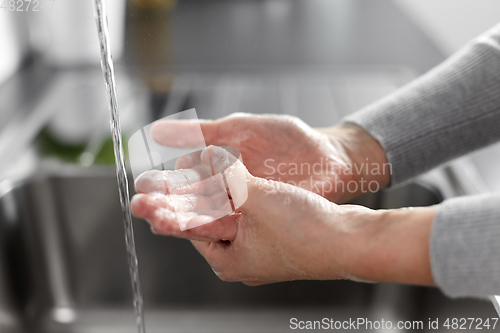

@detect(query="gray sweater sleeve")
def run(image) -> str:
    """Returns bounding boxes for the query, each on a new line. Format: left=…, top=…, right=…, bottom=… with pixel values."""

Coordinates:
left=431, top=193, right=500, bottom=297
left=343, top=23, right=500, bottom=297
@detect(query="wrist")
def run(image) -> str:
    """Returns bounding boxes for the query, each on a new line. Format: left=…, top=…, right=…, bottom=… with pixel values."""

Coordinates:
left=346, top=206, right=437, bottom=285
left=317, top=124, right=391, bottom=201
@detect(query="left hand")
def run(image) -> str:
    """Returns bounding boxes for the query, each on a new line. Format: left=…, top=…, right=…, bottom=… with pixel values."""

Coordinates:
left=130, top=145, right=436, bottom=286
left=131, top=145, right=363, bottom=284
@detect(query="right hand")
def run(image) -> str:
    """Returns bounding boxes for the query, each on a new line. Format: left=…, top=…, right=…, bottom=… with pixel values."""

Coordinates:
left=152, top=113, right=390, bottom=203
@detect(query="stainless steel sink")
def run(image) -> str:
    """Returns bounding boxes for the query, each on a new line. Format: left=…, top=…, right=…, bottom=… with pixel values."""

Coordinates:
left=0, top=165, right=496, bottom=333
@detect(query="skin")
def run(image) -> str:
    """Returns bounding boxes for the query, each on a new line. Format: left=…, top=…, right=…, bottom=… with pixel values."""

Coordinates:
left=150, top=114, right=391, bottom=203
left=131, top=114, right=436, bottom=286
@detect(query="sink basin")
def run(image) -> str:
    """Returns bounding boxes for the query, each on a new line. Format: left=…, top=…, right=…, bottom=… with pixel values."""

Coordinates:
left=0, top=165, right=496, bottom=332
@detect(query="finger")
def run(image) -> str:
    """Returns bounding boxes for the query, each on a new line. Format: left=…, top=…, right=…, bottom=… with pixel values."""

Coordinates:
left=152, top=113, right=256, bottom=148
left=134, top=167, right=213, bottom=195
left=191, top=240, right=210, bottom=253
left=156, top=211, right=238, bottom=242
left=131, top=193, right=213, bottom=216
left=191, top=237, right=234, bottom=259
left=201, top=145, right=250, bottom=209
left=199, top=145, right=241, bottom=173
left=175, top=155, right=195, bottom=170
left=152, top=120, right=223, bottom=148
left=243, top=282, right=264, bottom=287
left=224, top=161, right=249, bottom=210
left=132, top=191, right=234, bottom=227
left=132, top=195, right=239, bottom=241
left=175, top=150, right=201, bottom=170
left=176, top=209, right=234, bottom=231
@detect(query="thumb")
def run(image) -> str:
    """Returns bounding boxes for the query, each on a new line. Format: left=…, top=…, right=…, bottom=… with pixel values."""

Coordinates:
left=201, top=145, right=250, bottom=211
left=152, top=120, right=224, bottom=148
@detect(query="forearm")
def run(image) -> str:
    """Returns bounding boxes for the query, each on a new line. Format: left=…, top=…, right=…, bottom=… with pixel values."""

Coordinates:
left=317, top=125, right=436, bottom=285
left=336, top=205, right=437, bottom=286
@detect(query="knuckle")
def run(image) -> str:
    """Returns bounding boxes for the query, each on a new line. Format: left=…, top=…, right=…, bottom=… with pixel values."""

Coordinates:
left=226, top=112, right=248, bottom=119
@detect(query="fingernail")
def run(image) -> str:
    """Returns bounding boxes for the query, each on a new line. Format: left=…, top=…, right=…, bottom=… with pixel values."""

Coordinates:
left=151, top=122, right=164, bottom=143
left=135, top=170, right=167, bottom=194
left=209, top=145, right=229, bottom=166
left=130, top=194, right=142, bottom=213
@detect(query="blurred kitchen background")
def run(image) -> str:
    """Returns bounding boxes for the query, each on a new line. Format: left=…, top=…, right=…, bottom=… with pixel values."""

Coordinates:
left=0, top=1, right=500, bottom=332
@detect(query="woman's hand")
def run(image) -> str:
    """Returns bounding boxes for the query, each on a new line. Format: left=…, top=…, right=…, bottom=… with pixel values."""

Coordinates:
left=152, top=114, right=390, bottom=203
left=130, top=146, right=436, bottom=286
left=131, top=145, right=351, bottom=283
